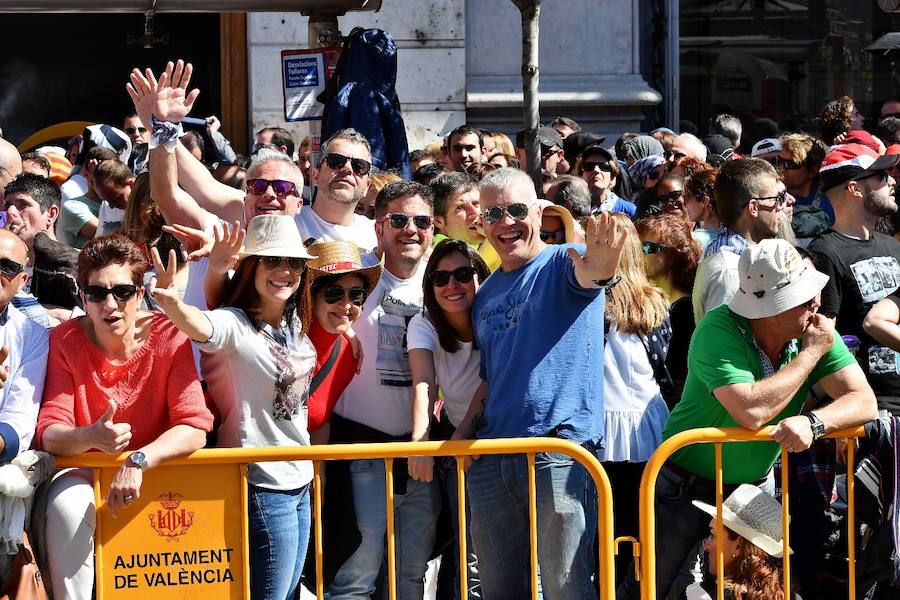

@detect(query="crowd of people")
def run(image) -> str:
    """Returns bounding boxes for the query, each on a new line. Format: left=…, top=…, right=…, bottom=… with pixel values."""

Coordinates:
left=0, top=56, right=898, bottom=600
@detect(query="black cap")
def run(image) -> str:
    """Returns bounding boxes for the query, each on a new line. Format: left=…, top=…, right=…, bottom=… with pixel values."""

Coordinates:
left=563, top=132, right=607, bottom=165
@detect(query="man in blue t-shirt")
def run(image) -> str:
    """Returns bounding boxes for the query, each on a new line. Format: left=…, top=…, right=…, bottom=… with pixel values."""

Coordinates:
left=452, top=167, right=625, bottom=599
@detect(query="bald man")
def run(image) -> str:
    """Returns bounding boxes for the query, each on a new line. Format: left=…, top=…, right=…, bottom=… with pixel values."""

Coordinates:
left=0, top=228, right=49, bottom=464
left=0, top=138, right=22, bottom=203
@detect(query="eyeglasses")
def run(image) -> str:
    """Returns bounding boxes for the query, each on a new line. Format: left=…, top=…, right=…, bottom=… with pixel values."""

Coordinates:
left=246, top=178, right=298, bottom=197
left=540, top=229, right=566, bottom=243
left=124, top=127, right=147, bottom=135
left=83, top=284, right=139, bottom=303
left=656, top=190, right=684, bottom=205
left=0, top=257, right=24, bottom=279
left=322, top=153, right=372, bottom=177
left=776, top=157, right=805, bottom=170
left=428, top=266, right=476, bottom=287
left=582, top=161, right=613, bottom=173
left=322, top=285, right=368, bottom=306
left=642, top=241, right=667, bottom=254
left=379, top=213, right=434, bottom=230
left=258, top=256, right=306, bottom=273
left=749, top=189, right=787, bottom=211
left=482, top=202, right=531, bottom=225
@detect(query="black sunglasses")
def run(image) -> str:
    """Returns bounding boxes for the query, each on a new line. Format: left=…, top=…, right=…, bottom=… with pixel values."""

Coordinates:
left=322, top=153, right=372, bottom=177
left=246, top=178, right=298, bottom=197
left=657, top=190, right=684, bottom=205
left=258, top=256, right=306, bottom=273
left=0, top=257, right=25, bottom=279
left=642, top=241, right=667, bottom=254
left=776, top=157, right=805, bottom=171
left=582, top=161, right=613, bottom=173
left=83, top=284, right=139, bottom=303
left=482, top=202, right=531, bottom=225
left=540, top=229, right=566, bottom=243
left=748, top=189, right=788, bottom=210
left=124, top=127, right=147, bottom=135
left=379, top=213, right=433, bottom=230
left=322, top=285, right=368, bottom=306
left=428, top=266, right=476, bottom=287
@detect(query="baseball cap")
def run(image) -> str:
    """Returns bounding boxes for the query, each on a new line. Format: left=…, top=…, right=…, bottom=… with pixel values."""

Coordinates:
left=537, top=126, right=564, bottom=150
left=729, top=239, right=829, bottom=320
left=819, top=143, right=900, bottom=192
left=563, top=132, right=607, bottom=165
left=843, top=130, right=881, bottom=154
left=702, top=134, right=734, bottom=166
left=750, top=138, right=781, bottom=157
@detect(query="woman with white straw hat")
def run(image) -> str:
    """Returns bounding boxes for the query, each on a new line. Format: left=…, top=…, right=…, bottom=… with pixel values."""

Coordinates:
left=148, top=214, right=317, bottom=600
left=687, top=484, right=792, bottom=600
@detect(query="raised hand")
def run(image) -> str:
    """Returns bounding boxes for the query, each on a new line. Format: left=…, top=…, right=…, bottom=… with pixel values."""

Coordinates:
left=147, top=247, right=182, bottom=310
left=208, top=221, right=245, bottom=275
left=162, top=223, right=214, bottom=261
left=567, top=211, right=627, bottom=286
left=125, top=59, right=200, bottom=126
left=89, top=398, right=133, bottom=454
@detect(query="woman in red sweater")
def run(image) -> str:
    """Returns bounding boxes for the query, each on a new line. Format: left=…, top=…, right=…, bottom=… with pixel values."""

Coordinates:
left=36, top=235, right=214, bottom=600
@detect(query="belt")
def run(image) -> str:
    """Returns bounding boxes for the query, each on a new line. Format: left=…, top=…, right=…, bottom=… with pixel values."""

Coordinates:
left=663, top=460, right=767, bottom=492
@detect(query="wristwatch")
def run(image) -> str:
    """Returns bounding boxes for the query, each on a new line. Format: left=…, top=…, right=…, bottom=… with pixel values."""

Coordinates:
left=127, top=451, right=149, bottom=470
left=805, top=412, right=826, bottom=442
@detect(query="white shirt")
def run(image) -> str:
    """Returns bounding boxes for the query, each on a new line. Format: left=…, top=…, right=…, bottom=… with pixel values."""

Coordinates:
left=407, top=313, right=481, bottom=427
left=333, top=267, right=424, bottom=435
left=295, top=208, right=377, bottom=254
left=96, top=202, right=125, bottom=237
left=60, top=173, right=88, bottom=202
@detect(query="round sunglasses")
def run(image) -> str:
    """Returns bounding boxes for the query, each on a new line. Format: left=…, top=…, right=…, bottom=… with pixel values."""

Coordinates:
left=428, top=266, right=476, bottom=287
left=322, top=285, right=368, bottom=306
left=83, top=284, right=139, bottom=303
left=258, top=256, right=306, bottom=273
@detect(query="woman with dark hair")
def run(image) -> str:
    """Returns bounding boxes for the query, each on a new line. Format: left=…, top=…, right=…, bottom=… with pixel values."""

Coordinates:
left=684, top=167, right=721, bottom=251
left=819, top=95, right=864, bottom=144
left=148, top=214, right=317, bottom=600
left=636, top=214, right=702, bottom=406
left=599, top=216, right=672, bottom=585
left=37, top=234, right=214, bottom=600
left=407, top=238, right=490, bottom=597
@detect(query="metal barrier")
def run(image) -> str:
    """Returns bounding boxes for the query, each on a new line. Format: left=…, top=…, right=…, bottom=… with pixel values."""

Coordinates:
left=638, top=426, right=867, bottom=600
left=57, top=437, right=615, bottom=600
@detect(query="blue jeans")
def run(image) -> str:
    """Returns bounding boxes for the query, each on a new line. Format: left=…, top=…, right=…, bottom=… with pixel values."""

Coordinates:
left=466, top=452, right=597, bottom=600
left=436, top=456, right=482, bottom=599
left=248, top=483, right=311, bottom=600
left=327, top=458, right=441, bottom=599
left=615, top=466, right=775, bottom=600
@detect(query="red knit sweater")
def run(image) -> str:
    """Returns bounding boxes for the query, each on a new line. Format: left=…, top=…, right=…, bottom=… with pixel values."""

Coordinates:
left=37, top=312, right=214, bottom=450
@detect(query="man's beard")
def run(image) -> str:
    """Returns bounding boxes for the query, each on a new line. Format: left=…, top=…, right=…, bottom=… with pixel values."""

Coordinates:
left=864, top=188, right=897, bottom=218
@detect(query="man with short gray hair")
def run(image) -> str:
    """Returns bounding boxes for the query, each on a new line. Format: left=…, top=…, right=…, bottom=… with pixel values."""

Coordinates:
left=669, top=132, right=708, bottom=164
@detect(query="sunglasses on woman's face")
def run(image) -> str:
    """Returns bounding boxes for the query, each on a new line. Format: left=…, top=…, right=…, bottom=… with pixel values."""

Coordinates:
left=482, top=202, right=531, bottom=225
left=776, top=157, right=805, bottom=171
left=258, top=256, right=306, bottom=273
left=322, top=285, right=368, bottom=306
left=379, top=213, right=434, bottom=230
left=322, top=153, right=372, bottom=177
left=540, top=229, right=566, bottom=244
left=428, top=266, right=476, bottom=287
left=83, top=284, right=139, bottom=303
left=642, top=241, right=667, bottom=254
left=246, top=178, right=298, bottom=197
left=657, top=190, right=684, bottom=205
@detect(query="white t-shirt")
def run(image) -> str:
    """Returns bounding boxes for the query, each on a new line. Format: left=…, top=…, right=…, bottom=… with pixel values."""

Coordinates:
left=333, top=267, right=424, bottom=435
left=60, top=173, right=88, bottom=202
left=407, top=312, right=481, bottom=427
left=96, top=202, right=125, bottom=237
left=295, top=207, right=377, bottom=253
left=199, top=308, right=316, bottom=490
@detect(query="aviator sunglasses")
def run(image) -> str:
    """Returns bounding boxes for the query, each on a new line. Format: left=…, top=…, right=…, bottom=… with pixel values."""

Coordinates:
left=322, top=285, right=368, bottom=306
left=428, top=266, right=476, bottom=287
left=482, top=202, right=531, bottom=225
left=83, top=284, right=139, bottom=303
left=246, top=178, right=298, bottom=197
left=258, top=256, right=307, bottom=273
left=322, top=153, right=372, bottom=177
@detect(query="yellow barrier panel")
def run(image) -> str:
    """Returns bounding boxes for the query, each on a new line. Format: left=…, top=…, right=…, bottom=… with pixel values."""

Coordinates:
left=57, top=437, right=616, bottom=600
left=637, top=426, right=866, bottom=600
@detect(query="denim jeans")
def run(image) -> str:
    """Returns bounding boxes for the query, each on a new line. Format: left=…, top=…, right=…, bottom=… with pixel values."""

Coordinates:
left=615, top=465, right=775, bottom=600
left=466, top=452, right=597, bottom=600
left=248, top=483, right=311, bottom=600
left=436, top=456, right=482, bottom=599
left=327, top=458, right=441, bottom=599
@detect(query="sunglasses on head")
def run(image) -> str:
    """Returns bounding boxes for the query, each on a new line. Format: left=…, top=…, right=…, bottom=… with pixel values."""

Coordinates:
left=379, top=213, right=434, bottom=230
left=482, top=202, right=531, bottom=225
left=540, top=229, right=566, bottom=243
left=258, top=256, right=306, bottom=273
left=428, top=266, right=476, bottom=287
left=322, top=153, right=372, bottom=177
left=582, top=161, right=612, bottom=173
left=83, top=284, right=139, bottom=303
left=322, top=285, right=368, bottom=306
left=246, top=178, right=298, bottom=197
left=642, top=241, right=667, bottom=254
left=124, top=127, right=147, bottom=135
left=657, top=190, right=684, bottom=205
left=0, top=257, right=24, bottom=279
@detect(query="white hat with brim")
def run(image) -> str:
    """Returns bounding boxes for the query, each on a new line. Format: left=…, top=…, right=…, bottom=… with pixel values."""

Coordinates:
left=692, top=484, right=792, bottom=558
left=729, top=239, right=829, bottom=320
left=237, top=214, right=316, bottom=260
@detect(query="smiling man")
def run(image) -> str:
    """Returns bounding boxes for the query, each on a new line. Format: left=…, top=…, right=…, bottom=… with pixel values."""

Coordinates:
left=452, top=167, right=625, bottom=598
left=430, top=171, right=501, bottom=271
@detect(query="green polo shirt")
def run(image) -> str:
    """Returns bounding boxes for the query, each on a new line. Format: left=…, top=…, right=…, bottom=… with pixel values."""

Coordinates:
left=663, top=304, right=855, bottom=483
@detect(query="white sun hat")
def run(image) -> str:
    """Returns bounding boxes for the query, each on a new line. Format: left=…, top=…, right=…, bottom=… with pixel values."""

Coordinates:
left=729, top=238, right=829, bottom=320
left=238, top=214, right=316, bottom=260
left=693, top=484, right=792, bottom=558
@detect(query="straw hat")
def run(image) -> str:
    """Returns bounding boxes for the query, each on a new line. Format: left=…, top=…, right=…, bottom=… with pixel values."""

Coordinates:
left=306, top=240, right=383, bottom=294
left=693, top=484, right=792, bottom=558
left=237, top=215, right=316, bottom=260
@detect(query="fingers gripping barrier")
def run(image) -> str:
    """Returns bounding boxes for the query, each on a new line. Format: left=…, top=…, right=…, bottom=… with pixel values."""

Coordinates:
left=56, top=437, right=617, bottom=600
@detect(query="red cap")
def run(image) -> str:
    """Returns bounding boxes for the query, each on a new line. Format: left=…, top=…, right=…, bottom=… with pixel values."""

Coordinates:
left=843, top=130, right=881, bottom=153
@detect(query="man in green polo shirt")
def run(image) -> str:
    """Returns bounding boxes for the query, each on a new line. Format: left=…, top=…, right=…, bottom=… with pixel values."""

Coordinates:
left=617, top=238, right=877, bottom=600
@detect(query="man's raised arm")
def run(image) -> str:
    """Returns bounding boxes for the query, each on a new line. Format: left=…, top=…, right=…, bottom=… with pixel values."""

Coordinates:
left=174, top=141, right=244, bottom=223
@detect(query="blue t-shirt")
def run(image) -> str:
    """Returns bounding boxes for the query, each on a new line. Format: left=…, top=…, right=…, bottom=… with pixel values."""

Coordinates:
left=472, top=244, right=606, bottom=444
left=592, top=192, right=637, bottom=220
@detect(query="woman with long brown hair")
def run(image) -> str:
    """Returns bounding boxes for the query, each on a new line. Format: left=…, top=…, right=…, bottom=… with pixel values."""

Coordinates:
left=683, top=167, right=721, bottom=252
left=599, top=214, right=672, bottom=584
